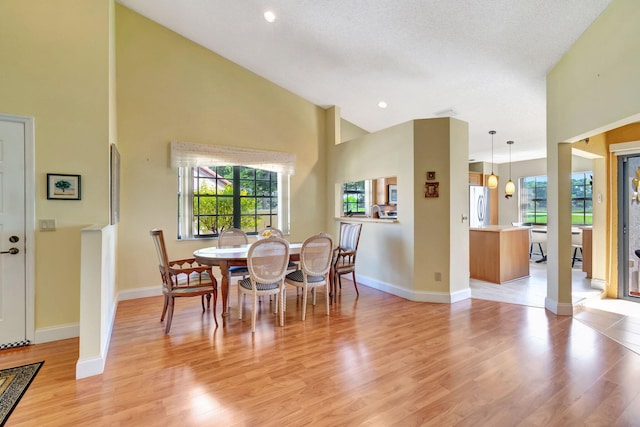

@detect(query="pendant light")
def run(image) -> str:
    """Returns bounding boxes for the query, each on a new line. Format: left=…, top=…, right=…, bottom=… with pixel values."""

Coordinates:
left=505, top=140, right=515, bottom=198
left=487, top=130, right=498, bottom=189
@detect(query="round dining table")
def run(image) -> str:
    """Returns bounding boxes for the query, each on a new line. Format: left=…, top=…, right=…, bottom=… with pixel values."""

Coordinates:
left=194, top=242, right=303, bottom=316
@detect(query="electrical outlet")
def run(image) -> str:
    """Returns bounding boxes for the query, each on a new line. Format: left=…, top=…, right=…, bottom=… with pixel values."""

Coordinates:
left=434, top=272, right=442, bottom=282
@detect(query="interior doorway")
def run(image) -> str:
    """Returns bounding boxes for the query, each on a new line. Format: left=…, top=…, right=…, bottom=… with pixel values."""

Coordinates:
left=0, top=114, right=35, bottom=348
left=618, top=154, right=640, bottom=302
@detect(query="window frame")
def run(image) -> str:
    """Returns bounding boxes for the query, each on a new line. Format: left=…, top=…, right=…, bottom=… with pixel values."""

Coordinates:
left=519, top=172, right=592, bottom=226
left=341, top=180, right=371, bottom=216
left=520, top=175, right=548, bottom=225
left=178, top=166, right=290, bottom=240
left=571, top=172, right=593, bottom=226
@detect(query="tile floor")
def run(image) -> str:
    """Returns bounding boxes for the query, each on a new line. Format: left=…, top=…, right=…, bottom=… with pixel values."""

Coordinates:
left=470, top=259, right=640, bottom=355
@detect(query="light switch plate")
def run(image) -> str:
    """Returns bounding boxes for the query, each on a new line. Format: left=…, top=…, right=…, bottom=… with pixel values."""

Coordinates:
left=40, top=219, right=56, bottom=231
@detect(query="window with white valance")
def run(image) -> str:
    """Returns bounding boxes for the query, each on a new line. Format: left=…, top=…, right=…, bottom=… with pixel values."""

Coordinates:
left=170, top=141, right=296, bottom=176
left=173, top=141, right=294, bottom=239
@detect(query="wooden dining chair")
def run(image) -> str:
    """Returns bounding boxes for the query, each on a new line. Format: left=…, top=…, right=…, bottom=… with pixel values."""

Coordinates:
left=259, top=226, right=298, bottom=275
left=150, top=229, right=217, bottom=333
left=333, top=222, right=363, bottom=296
left=285, top=233, right=333, bottom=320
left=218, top=227, right=249, bottom=309
left=257, top=226, right=284, bottom=238
left=237, top=237, right=290, bottom=333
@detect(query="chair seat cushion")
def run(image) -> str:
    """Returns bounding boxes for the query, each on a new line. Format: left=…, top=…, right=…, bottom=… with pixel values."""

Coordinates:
left=168, top=284, right=214, bottom=295
left=228, top=266, right=249, bottom=274
left=239, top=277, right=280, bottom=291
left=285, top=270, right=324, bottom=284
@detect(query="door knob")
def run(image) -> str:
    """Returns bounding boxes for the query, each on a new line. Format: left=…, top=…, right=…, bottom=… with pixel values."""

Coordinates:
left=0, top=248, right=19, bottom=255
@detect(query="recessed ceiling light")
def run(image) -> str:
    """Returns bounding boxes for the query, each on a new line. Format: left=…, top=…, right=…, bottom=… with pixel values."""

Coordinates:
left=264, top=11, right=276, bottom=23
left=378, top=101, right=388, bottom=109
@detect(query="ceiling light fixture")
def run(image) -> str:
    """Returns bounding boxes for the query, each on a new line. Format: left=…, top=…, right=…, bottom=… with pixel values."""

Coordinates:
left=487, top=130, right=498, bottom=189
left=264, top=10, right=276, bottom=23
left=378, top=101, right=388, bottom=109
left=505, top=140, right=515, bottom=199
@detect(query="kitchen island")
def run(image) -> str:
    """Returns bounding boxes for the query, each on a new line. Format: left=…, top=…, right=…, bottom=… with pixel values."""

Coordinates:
left=470, top=225, right=530, bottom=284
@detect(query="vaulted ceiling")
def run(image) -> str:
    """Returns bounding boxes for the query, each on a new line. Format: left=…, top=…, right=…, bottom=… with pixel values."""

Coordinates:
left=117, top=0, right=612, bottom=164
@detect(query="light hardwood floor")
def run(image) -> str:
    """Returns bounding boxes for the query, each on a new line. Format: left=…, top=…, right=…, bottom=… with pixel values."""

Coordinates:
left=471, top=259, right=640, bottom=358
left=3, top=279, right=640, bottom=426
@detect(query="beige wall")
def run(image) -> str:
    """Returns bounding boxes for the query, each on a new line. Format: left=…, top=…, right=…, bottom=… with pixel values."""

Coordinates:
left=115, top=6, right=327, bottom=291
left=329, top=122, right=415, bottom=291
left=414, top=119, right=469, bottom=295
left=0, top=0, right=113, bottom=329
left=340, top=118, right=368, bottom=142
left=328, top=117, right=469, bottom=300
left=547, top=0, right=640, bottom=311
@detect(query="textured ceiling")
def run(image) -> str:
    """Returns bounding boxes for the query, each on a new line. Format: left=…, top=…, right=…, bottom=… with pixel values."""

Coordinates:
left=117, top=0, right=612, bottom=164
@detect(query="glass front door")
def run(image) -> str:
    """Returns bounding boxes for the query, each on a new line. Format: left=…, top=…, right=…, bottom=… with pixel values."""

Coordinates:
left=619, top=154, right=640, bottom=301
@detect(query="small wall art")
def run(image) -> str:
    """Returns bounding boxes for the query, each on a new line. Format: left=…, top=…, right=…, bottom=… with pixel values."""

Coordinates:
left=47, top=173, right=81, bottom=200
left=425, top=182, right=439, bottom=198
left=426, top=171, right=436, bottom=181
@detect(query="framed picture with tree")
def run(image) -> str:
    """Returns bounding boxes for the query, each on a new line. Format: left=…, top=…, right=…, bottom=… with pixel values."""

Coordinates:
left=47, top=173, right=81, bottom=200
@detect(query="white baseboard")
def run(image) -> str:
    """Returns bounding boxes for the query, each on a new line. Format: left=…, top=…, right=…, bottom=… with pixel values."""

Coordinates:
left=34, top=323, right=79, bottom=344
left=545, top=297, right=574, bottom=316
left=118, top=285, right=162, bottom=301
left=33, top=287, right=160, bottom=345
left=356, top=274, right=471, bottom=303
left=76, top=356, right=106, bottom=379
left=591, top=278, right=606, bottom=291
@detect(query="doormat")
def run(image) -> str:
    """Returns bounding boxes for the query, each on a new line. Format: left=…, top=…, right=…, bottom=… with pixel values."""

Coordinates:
left=0, top=361, right=43, bottom=425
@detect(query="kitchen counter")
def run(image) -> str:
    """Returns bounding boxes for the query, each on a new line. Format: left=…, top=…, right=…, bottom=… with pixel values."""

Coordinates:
left=470, top=225, right=531, bottom=232
left=470, top=226, right=530, bottom=284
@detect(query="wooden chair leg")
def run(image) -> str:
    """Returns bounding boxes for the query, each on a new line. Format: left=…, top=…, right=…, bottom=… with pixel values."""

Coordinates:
left=325, top=283, right=330, bottom=315
left=280, top=289, right=285, bottom=326
left=165, top=297, right=175, bottom=333
left=160, top=294, right=169, bottom=321
left=201, top=295, right=206, bottom=311
left=211, top=289, right=218, bottom=327
left=251, top=293, right=258, bottom=333
left=282, top=287, right=287, bottom=313
left=302, top=285, right=308, bottom=321
left=352, top=271, right=359, bottom=295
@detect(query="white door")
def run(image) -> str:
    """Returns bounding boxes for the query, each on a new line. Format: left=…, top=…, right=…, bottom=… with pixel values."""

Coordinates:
left=0, top=119, right=27, bottom=346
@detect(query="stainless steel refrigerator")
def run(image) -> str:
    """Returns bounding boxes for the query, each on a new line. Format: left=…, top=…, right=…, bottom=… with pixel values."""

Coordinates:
left=469, top=185, right=490, bottom=227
